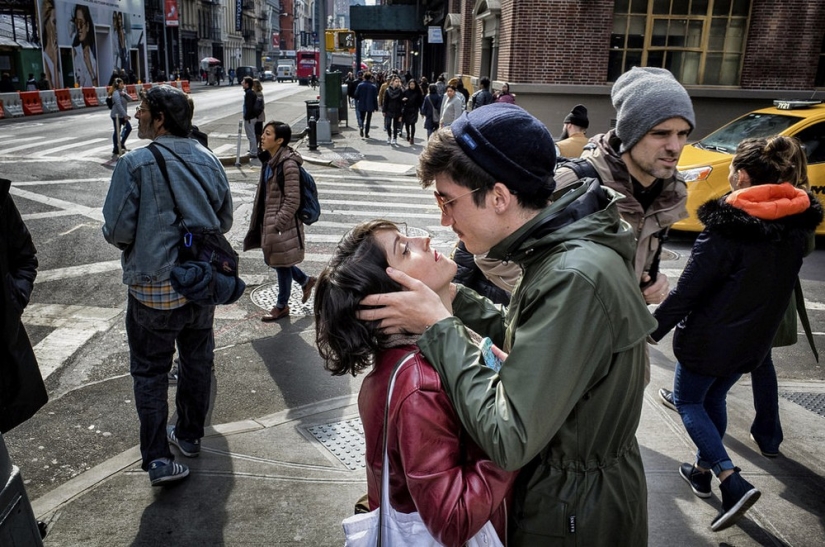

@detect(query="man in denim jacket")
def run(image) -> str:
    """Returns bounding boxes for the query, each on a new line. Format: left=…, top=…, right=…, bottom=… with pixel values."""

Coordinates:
left=102, top=85, right=233, bottom=486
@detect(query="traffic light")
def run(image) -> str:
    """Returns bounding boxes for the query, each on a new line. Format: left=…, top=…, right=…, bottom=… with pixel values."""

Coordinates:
left=325, top=30, right=336, bottom=51
left=337, top=31, right=355, bottom=51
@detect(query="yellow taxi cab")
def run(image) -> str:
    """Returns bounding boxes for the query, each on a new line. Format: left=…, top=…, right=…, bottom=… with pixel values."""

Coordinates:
left=675, top=99, right=825, bottom=234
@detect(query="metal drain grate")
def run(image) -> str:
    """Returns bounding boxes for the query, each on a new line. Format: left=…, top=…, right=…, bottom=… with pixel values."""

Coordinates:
left=250, top=282, right=314, bottom=316
left=780, top=392, right=825, bottom=418
left=306, top=418, right=366, bottom=471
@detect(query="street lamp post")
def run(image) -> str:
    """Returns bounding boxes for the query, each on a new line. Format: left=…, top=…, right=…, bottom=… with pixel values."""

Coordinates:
left=315, top=0, right=331, bottom=143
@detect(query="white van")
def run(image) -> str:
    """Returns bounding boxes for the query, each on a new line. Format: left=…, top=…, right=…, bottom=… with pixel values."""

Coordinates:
left=276, top=65, right=295, bottom=82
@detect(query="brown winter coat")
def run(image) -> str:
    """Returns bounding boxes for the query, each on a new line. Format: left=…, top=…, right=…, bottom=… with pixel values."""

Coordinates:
left=243, top=146, right=306, bottom=267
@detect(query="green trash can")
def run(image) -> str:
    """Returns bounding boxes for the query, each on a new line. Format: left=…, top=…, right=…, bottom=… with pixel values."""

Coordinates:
left=324, top=71, right=345, bottom=129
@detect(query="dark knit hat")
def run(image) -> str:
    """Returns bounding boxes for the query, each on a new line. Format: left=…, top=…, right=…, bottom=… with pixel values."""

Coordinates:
left=611, top=67, right=695, bottom=153
left=564, top=104, right=589, bottom=129
left=450, top=103, right=557, bottom=199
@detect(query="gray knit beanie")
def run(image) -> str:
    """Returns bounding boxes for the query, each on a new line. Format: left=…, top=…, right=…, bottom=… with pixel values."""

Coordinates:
left=450, top=103, right=557, bottom=199
left=611, top=67, right=695, bottom=153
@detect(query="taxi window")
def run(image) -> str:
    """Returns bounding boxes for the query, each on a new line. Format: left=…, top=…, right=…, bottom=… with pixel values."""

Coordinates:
left=796, top=122, right=825, bottom=165
left=698, top=113, right=803, bottom=154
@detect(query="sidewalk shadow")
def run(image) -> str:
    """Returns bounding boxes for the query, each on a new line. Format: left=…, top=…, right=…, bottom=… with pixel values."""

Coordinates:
left=130, top=432, right=233, bottom=546
left=251, top=315, right=361, bottom=411
left=640, top=445, right=789, bottom=546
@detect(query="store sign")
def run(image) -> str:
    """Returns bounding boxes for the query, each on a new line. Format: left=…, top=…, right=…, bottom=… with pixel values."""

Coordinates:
left=271, top=32, right=279, bottom=48
left=236, top=0, right=242, bottom=32
left=428, top=26, right=443, bottom=44
left=165, top=0, right=178, bottom=27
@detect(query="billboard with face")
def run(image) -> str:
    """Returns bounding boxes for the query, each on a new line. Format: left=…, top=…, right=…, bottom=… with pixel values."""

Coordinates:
left=37, top=0, right=146, bottom=88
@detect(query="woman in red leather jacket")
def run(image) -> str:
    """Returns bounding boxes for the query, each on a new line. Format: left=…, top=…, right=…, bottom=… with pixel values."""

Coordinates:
left=315, top=219, right=515, bottom=546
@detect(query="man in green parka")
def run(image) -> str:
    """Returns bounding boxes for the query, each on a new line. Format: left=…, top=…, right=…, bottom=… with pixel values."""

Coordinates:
left=360, top=103, right=657, bottom=545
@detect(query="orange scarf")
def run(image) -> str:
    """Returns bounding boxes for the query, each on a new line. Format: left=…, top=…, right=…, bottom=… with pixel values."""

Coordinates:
left=725, top=183, right=809, bottom=220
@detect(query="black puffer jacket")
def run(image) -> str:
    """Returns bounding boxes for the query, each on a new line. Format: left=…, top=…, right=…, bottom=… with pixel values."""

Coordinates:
left=651, top=187, right=823, bottom=376
left=382, top=85, right=403, bottom=118
left=0, top=178, right=48, bottom=433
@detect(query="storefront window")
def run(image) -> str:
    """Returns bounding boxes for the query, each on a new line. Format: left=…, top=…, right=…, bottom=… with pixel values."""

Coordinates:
left=608, top=0, right=750, bottom=85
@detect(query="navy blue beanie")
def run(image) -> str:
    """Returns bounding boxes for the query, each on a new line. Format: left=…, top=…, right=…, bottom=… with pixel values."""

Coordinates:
left=450, top=103, right=557, bottom=199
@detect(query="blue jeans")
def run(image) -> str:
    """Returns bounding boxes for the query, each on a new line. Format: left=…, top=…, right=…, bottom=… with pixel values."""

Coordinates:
left=750, top=351, right=782, bottom=452
left=275, top=266, right=309, bottom=308
left=126, top=294, right=215, bottom=470
left=355, top=106, right=363, bottom=129
left=112, top=116, right=131, bottom=152
left=673, top=362, right=741, bottom=476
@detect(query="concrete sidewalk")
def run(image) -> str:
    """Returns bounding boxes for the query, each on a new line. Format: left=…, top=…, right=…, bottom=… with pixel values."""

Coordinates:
left=31, top=93, right=825, bottom=546
left=31, top=347, right=825, bottom=546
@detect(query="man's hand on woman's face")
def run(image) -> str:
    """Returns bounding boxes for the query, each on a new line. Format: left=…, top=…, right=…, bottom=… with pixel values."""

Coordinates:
left=356, top=267, right=452, bottom=334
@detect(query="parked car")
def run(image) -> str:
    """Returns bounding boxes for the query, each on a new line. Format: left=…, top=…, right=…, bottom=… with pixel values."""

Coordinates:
left=261, top=70, right=275, bottom=81
left=675, top=99, right=825, bottom=235
left=276, top=65, right=295, bottom=83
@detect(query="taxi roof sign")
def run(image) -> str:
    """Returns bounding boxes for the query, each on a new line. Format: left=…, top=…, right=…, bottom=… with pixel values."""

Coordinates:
left=773, top=99, right=822, bottom=110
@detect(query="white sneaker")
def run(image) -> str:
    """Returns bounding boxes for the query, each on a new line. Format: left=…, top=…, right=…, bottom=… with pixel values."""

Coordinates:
left=391, top=139, right=397, bottom=145
left=387, top=137, right=391, bottom=144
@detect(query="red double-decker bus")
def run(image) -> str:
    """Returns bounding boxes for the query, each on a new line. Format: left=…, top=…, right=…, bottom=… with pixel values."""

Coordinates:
left=296, top=50, right=319, bottom=85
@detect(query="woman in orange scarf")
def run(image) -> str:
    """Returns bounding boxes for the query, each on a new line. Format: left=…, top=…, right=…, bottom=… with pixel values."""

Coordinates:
left=650, top=136, right=822, bottom=532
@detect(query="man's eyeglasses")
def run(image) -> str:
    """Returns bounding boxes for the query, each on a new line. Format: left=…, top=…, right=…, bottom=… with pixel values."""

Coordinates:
left=135, top=105, right=149, bottom=114
left=433, top=187, right=480, bottom=214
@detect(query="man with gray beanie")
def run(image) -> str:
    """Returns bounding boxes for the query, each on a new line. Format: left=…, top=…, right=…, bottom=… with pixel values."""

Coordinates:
left=358, top=103, right=656, bottom=546
left=103, top=85, right=233, bottom=486
left=556, top=66, right=694, bottom=309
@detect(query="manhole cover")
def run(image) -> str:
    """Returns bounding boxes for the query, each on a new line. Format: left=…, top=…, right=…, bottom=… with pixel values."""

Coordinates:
left=306, top=418, right=366, bottom=470
left=780, top=392, right=825, bottom=418
left=250, top=282, right=314, bottom=316
left=660, top=248, right=679, bottom=261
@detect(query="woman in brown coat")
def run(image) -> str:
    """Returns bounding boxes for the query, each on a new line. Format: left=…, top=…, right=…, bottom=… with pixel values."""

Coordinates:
left=243, top=121, right=316, bottom=321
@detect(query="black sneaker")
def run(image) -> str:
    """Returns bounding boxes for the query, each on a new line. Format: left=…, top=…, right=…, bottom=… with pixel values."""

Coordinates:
left=679, top=463, right=712, bottom=498
left=359, top=127, right=364, bottom=137
left=167, top=425, right=200, bottom=457
left=659, top=388, right=677, bottom=411
left=711, top=468, right=761, bottom=532
left=148, top=458, right=189, bottom=486
left=749, top=433, right=779, bottom=458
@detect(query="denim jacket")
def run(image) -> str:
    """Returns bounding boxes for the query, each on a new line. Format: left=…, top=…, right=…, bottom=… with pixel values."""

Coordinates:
left=102, top=135, right=233, bottom=285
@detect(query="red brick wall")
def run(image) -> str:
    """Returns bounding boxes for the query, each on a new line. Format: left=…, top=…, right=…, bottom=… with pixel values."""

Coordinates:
left=457, top=0, right=474, bottom=75
left=740, top=0, right=825, bottom=89
left=493, top=0, right=614, bottom=84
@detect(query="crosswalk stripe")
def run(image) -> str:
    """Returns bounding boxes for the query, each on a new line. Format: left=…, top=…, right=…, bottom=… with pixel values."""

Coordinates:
left=34, top=138, right=108, bottom=157
left=0, top=136, right=48, bottom=154
left=212, top=143, right=236, bottom=155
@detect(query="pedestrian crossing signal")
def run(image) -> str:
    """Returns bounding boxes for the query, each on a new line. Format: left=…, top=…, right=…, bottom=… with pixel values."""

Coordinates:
left=337, top=31, right=355, bottom=51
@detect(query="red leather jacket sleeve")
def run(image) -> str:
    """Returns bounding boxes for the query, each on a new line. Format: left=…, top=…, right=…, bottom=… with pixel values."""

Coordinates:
left=361, top=350, right=515, bottom=547
left=395, top=384, right=516, bottom=546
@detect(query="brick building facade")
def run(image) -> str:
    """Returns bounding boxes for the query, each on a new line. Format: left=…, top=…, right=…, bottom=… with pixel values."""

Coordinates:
left=441, top=0, right=825, bottom=138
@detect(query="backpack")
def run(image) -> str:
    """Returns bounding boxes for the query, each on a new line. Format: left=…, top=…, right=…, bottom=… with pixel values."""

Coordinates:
left=253, top=95, right=264, bottom=118
left=189, top=125, right=210, bottom=149
left=277, top=162, right=321, bottom=225
left=555, top=156, right=601, bottom=182
left=106, top=96, right=113, bottom=109
left=428, top=96, right=440, bottom=123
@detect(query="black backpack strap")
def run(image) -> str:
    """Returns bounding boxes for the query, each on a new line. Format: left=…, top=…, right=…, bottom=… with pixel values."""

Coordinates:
left=559, top=157, right=601, bottom=182
left=795, top=277, right=819, bottom=362
left=147, top=143, right=186, bottom=229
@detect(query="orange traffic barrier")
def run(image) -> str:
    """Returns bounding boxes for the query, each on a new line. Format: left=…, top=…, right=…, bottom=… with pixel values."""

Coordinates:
left=55, top=88, right=73, bottom=111
left=181, top=80, right=190, bottom=93
left=82, top=87, right=99, bottom=107
left=125, top=84, right=139, bottom=101
left=19, top=91, right=44, bottom=115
